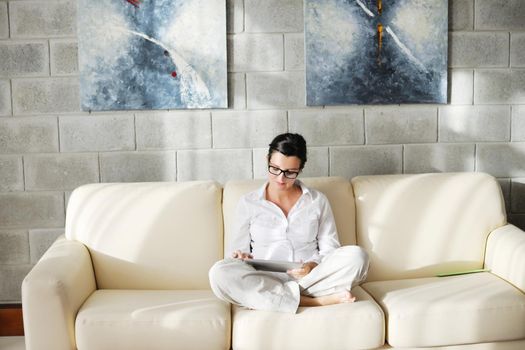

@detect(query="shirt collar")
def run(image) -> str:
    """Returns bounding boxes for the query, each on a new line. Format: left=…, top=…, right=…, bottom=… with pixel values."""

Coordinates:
left=256, top=179, right=311, bottom=201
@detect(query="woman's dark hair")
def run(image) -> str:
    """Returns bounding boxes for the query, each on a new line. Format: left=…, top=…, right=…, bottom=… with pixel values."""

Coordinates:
left=267, top=133, right=307, bottom=170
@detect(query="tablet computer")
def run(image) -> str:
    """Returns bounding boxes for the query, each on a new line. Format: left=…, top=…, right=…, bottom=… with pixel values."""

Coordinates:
left=244, top=259, right=303, bottom=273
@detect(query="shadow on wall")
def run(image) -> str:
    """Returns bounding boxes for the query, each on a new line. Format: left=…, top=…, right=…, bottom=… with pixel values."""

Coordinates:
left=511, top=179, right=525, bottom=214
left=479, top=145, right=525, bottom=178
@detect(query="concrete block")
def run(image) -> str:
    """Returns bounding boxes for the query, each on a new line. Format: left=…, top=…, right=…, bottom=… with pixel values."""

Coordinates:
left=511, top=178, right=525, bottom=213
left=228, top=34, right=283, bottom=72
left=439, top=106, right=510, bottom=142
left=253, top=146, right=329, bottom=179
left=0, top=230, right=29, bottom=264
left=497, top=178, right=511, bottom=212
left=289, top=109, right=364, bottom=146
left=24, top=153, right=99, bottom=191
left=477, top=142, right=525, bottom=177
left=330, top=145, right=403, bottom=179
left=247, top=71, right=305, bottom=109
left=474, top=70, right=525, bottom=104
left=0, top=192, right=64, bottom=227
left=0, top=79, right=11, bottom=116
left=508, top=214, right=525, bottom=231
left=12, top=78, right=80, bottom=115
left=511, top=33, right=525, bottom=67
left=449, top=69, right=473, bottom=105
left=245, top=0, right=303, bottom=33
left=0, top=117, right=59, bottom=154
left=0, top=265, right=33, bottom=301
left=252, top=148, right=268, bottom=179
left=0, top=41, right=49, bottom=77
left=512, top=105, right=525, bottom=141
left=50, top=39, right=78, bottom=75
left=212, top=110, right=287, bottom=148
left=28, top=228, right=64, bottom=263
left=228, top=73, right=246, bottom=110
left=100, top=151, right=176, bottom=183
left=136, top=111, right=211, bottom=150
left=0, top=155, right=23, bottom=191
left=0, top=2, right=8, bottom=39
left=9, top=0, right=76, bottom=38
left=285, top=33, right=304, bottom=71
left=475, top=0, right=525, bottom=30
left=449, top=32, right=509, bottom=68
left=449, top=0, right=474, bottom=30
left=365, top=107, right=437, bottom=144
left=227, top=0, right=244, bottom=34
left=296, top=147, right=329, bottom=178
left=404, top=143, right=475, bottom=174
left=60, top=114, right=134, bottom=152
left=177, top=149, right=252, bottom=183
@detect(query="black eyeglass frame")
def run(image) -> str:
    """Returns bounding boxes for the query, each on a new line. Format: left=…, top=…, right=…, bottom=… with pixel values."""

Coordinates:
left=267, top=164, right=300, bottom=179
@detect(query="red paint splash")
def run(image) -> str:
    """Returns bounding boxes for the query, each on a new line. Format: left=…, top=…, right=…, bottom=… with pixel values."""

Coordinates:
left=125, top=0, right=141, bottom=8
left=171, top=71, right=177, bottom=78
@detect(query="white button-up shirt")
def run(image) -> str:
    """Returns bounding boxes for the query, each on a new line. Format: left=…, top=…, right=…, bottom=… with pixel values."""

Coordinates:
left=229, top=181, right=341, bottom=264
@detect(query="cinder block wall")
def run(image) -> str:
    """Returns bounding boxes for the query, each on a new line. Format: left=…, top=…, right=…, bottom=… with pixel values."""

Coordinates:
left=0, top=0, right=524, bottom=302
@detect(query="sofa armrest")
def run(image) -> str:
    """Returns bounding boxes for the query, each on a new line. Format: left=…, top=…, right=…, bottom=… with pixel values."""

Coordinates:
left=22, top=235, right=96, bottom=350
left=484, top=224, right=525, bottom=293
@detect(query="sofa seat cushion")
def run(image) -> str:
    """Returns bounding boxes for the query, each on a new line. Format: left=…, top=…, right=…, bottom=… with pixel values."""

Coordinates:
left=362, top=273, right=525, bottom=348
left=231, top=286, right=384, bottom=350
left=75, top=290, right=230, bottom=350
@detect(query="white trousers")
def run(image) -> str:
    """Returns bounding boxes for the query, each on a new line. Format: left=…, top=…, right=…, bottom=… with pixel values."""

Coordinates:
left=209, top=246, right=369, bottom=313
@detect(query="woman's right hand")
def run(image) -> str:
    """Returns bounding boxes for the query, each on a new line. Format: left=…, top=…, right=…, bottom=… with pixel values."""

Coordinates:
left=232, top=250, right=253, bottom=260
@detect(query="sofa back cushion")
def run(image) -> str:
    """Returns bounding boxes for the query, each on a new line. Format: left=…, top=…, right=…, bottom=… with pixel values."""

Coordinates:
left=66, top=181, right=223, bottom=289
left=352, top=172, right=506, bottom=282
left=223, top=177, right=356, bottom=257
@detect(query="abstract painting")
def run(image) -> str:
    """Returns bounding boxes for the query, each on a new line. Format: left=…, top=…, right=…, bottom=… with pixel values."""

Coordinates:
left=78, top=0, right=227, bottom=110
left=305, top=0, right=448, bottom=105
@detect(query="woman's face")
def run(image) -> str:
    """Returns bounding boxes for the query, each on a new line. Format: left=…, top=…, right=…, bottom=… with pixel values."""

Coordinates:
left=267, top=151, right=302, bottom=191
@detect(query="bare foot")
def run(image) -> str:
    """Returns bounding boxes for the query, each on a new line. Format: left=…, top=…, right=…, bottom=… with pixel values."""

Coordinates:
left=299, top=290, right=356, bottom=307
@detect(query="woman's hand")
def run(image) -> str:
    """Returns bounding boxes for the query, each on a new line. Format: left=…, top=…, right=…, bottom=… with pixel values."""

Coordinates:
left=287, top=261, right=318, bottom=280
left=232, top=250, right=253, bottom=260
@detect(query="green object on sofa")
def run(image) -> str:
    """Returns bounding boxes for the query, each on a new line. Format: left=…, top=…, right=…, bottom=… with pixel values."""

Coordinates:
left=436, top=268, right=490, bottom=277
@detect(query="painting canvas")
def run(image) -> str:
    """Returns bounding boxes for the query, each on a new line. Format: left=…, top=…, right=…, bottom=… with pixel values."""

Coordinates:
left=305, top=0, right=448, bottom=105
left=78, top=0, right=227, bottom=110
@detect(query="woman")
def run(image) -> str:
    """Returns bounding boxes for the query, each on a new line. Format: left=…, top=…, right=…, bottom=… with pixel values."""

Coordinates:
left=209, top=133, right=369, bottom=313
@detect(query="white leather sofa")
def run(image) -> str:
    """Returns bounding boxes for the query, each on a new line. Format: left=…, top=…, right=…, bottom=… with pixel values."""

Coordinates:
left=22, top=173, right=525, bottom=350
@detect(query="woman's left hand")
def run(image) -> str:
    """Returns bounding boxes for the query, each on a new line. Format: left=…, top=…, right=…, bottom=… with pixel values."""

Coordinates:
left=287, top=261, right=318, bottom=280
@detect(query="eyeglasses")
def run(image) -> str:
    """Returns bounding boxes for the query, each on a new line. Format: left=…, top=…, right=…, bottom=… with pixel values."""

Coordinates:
left=268, top=165, right=300, bottom=179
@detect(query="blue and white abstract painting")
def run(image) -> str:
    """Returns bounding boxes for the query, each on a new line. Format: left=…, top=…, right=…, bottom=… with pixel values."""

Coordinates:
left=305, top=0, right=448, bottom=105
left=78, top=0, right=227, bottom=110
